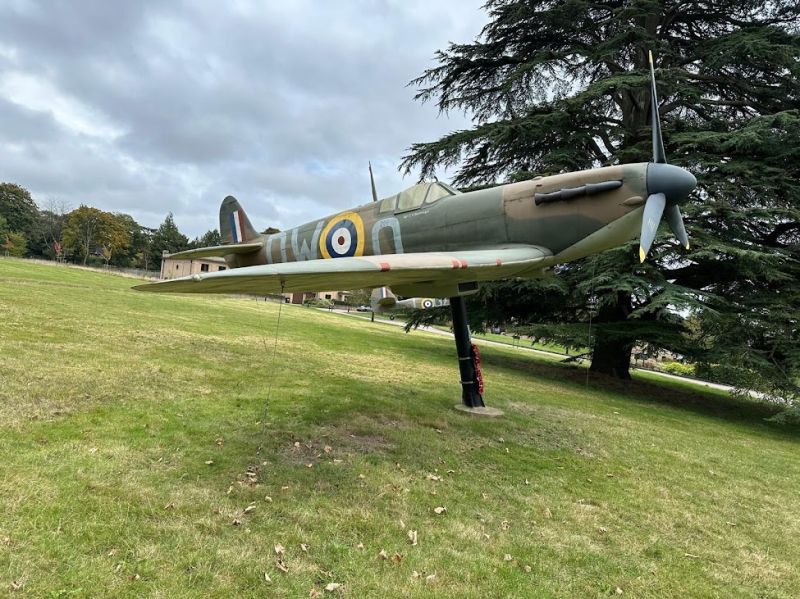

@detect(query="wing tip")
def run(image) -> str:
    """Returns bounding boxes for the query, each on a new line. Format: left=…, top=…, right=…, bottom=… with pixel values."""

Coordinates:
left=639, top=246, right=646, bottom=263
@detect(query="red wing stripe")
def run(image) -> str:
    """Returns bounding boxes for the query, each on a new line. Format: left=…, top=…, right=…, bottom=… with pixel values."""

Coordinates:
left=379, top=262, right=391, bottom=272
left=460, top=260, right=468, bottom=269
left=451, top=259, right=461, bottom=269
left=496, top=258, right=503, bottom=266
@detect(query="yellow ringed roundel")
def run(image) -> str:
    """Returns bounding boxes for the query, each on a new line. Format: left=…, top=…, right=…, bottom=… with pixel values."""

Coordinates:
left=319, top=211, right=365, bottom=259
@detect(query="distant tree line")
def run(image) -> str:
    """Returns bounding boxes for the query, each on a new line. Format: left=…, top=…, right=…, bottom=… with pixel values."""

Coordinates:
left=0, top=182, right=219, bottom=270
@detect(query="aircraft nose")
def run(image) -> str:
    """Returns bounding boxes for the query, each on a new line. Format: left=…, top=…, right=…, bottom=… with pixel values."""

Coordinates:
left=646, top=163, right=696, bottom=205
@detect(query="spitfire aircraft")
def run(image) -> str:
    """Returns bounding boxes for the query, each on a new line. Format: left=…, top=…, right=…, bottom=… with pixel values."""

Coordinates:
left=135, top=53, right=695, bottom=410
left=369, top=286, right=448, bottom=315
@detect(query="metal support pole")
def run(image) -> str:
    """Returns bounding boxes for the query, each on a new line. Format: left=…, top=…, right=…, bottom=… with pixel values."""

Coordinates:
left=449, top=296, right=485, bottom=408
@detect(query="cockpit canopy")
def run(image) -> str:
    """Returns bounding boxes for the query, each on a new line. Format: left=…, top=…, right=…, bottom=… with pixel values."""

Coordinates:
left=379, top=181, right=460, bottom=214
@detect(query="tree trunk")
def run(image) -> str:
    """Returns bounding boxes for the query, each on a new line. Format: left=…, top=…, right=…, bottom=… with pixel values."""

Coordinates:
left=588, top=291, right=635, bottom=379
left=589, top=335, right=634, bottom=379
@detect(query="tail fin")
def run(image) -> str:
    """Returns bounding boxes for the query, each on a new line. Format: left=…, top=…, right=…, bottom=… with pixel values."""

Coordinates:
left=370, top=286, right=397, bottom=312
left=220, top=196, right=259, bottom=244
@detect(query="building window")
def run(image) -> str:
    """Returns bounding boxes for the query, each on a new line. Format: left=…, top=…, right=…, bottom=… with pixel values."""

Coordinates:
left=200, top=264, right=209, bottom=272
left=325, top=294, right=332, bottom=300
left=175, top=264, right=179, bottom=270
left=218, top=266, right=226, bottom=271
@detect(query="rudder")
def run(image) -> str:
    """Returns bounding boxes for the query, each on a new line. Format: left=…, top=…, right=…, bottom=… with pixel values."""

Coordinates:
left=220, top=196, right=259, bottom=244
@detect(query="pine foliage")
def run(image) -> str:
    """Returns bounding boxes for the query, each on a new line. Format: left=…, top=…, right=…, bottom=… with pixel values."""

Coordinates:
left=402, top=0, right=799, bottom=398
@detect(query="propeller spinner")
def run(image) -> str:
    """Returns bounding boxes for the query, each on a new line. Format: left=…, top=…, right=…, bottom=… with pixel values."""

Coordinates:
left=639, top=51, right=696, bottom=262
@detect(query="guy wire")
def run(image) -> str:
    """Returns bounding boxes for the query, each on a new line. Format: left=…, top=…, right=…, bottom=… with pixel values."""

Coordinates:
left=260, top=280, right=285, bottom=431
left=585, top=256, right=598, bottom=388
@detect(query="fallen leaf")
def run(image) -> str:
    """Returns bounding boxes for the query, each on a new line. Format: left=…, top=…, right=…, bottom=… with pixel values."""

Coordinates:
left=264, top=496, right=273, bottom=503
left=482, top=533, right=490, bottom=541
left=425, top=574, right=436, bottom=584
left=276, top=558, right=289, bottom=573
left=10, top=581, right=23, bottom=591
left=264, top=572, right=272, bottom=583
left=500, top=520, right=510, bottom=531
left=294, top=441, right=300, bottom=448
left=426, top=473, right=441, bottom=481
left=393, top=553, right=403, bottom=562
left=163, top=502, right=175, bottom=510
left=215, top=437, right=224, bottom=445
left=598, top=527, right=608, bottom=534
left=399, top=519, right=405, bottom=530
left=504, top=554, right=513, bottom=561
left=411, top=570, right=420, bottom=579
left=524, top=479, right=530, bottom=485
left=274, top=543, right=285, bottom=555
left=684, top=553, right=700, bottom=559
left=615, top=587, right=623, bottom=595
left=356, top=542, right=364, bottom=550
left=309, top=589, right=321, bottom=598
left=306, top=463, right=313, bottom=468
left=523, top=565, right=532, bottom=573
left=324, top=582, right=341, bottom=592
left=300, top=543, right=309, bottom=552
left=232, top=518, right=242, bottom=526
left=408, top=530, right=418, bottom=546
left=433, top=507, right=447, bottom=515
left=227, top=485, right=233, bottom=495
left=89, top=447, right=98, bottom=454
left=447, top=469, right=455, bottom=474
left=378, top=549, right=389, bottom=560
left=323, top=445, right=332, bottom=453
left=544, top=507, right=552, bottom=519
left=358, top=474, right=365, bottom=480
left=205, top=460, right=214, bottom=465
left=281, top=486, right=289, bottom=491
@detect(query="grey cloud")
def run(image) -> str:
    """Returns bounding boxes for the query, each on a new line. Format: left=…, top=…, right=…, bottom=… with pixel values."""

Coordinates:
left=0, top=0, right=485, bottom=235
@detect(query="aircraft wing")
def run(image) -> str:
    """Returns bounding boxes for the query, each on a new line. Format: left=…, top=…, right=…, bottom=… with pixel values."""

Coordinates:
left=165, top=241, right=264, bottom=260
left=133, top=245, right=551, bottom=295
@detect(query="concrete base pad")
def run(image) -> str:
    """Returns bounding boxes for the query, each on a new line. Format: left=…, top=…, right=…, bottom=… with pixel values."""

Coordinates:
left=454, top=404, right=504, bottom=417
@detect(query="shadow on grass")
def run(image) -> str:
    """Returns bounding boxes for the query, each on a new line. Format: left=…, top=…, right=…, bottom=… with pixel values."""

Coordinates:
left=474, top=349, right=800, bottom=439
left=380, top=328, right=798, bottom=439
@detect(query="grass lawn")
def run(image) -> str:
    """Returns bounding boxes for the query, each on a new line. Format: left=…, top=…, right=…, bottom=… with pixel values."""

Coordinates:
left=1, top=257, right=798, bottom=598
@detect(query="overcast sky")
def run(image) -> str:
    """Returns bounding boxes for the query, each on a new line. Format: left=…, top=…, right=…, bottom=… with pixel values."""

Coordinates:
left=0, top=0, right=486, bottom=237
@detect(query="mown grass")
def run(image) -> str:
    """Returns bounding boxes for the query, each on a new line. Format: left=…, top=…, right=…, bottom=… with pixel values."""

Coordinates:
left=1, top=257, right=798, bottom=598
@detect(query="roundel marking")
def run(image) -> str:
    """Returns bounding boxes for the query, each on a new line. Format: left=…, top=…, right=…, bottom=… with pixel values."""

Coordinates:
left=422, top=299, right=434, bottom=309
left=319, top=211, right=365, bottom=259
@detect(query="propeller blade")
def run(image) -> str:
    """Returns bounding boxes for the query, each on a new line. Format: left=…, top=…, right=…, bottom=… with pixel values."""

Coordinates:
left=639, top=192, right=666, bottom=262
left=665, top=204, right=689, bottom=249
left=648, top=50, right=667, bottom=164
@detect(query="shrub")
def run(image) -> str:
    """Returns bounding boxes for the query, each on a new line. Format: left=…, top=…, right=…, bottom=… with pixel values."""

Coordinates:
left=303, top=298, right=334, bottom=309
left=661, top=361, right=695, bottom=377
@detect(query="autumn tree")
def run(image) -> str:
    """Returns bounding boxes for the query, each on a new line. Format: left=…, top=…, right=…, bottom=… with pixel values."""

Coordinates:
left=62, top=206, right=130, bottom=266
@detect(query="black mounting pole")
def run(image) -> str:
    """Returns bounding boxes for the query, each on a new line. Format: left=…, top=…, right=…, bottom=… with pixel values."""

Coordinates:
left=449, top=296, right=485, bottom=408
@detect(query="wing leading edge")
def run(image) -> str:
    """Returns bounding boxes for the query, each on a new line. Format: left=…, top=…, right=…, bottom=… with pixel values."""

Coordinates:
left=133, top=246, right=551, bottom=295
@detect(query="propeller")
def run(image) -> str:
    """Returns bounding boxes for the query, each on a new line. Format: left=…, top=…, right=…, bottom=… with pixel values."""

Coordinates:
left=639, top=51, right=696, bottom=262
